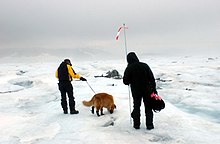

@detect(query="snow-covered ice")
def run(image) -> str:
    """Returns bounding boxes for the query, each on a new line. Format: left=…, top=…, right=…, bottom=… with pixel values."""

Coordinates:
left=0, top=55, right=220, bottom=144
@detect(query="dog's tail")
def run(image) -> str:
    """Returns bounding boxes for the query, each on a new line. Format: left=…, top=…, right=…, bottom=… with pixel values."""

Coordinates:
left=82, top=98, right=94, bottom=107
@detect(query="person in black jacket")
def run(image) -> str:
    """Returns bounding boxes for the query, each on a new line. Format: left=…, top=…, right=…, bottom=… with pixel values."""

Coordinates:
left=55, top=59, right=87, bottom=114
left=123, top=52, right=157, bottom=130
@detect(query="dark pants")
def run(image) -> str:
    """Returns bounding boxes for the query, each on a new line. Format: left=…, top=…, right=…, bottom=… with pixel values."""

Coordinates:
left=131, top=95, right=153, bottom=128
left=58, top=81, right=75, bottom=112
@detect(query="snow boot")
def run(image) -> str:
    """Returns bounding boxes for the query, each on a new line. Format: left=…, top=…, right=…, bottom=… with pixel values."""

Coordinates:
left=131, top=112, right=140, bottom=129
left=63, top=110, right=68, bottom=114
left=70, top=110, right=79, bottom=114
left=146, top=125, right=154, bottom=130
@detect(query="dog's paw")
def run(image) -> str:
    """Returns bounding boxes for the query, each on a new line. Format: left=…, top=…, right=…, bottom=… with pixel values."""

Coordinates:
left=96, top=111, right=100, bottom=117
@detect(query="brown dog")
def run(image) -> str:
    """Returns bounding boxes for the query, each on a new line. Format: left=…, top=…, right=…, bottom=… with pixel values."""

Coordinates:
left=82, top=93, right=116, bottom=116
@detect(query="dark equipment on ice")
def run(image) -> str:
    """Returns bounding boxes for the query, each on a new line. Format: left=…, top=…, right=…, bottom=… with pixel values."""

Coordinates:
left=94, top=69, right=122, bottom=79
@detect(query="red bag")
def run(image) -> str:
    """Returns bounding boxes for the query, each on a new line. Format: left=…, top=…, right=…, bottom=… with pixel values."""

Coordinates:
left=150, top=93, right=165, bottom=112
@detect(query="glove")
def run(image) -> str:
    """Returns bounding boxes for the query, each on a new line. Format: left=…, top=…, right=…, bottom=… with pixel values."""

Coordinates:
left=80, top=77, right=87, bottom=81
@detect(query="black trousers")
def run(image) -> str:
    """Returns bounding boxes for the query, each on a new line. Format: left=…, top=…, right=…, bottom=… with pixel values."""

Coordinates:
left=131, top=95, right=154, bottom=127
left=58, top=81, right=75, bottom=112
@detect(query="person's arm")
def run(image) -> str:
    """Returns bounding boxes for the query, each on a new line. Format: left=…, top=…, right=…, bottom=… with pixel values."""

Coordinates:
left=123, top=67, right=131, bottom=85
left=67, top=65, right=80, bottom=79
left=148, top=68, right=157, bottom=94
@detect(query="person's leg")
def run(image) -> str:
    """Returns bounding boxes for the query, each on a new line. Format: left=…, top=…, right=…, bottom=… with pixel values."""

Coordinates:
left=131, top=97, right=142, bottom=129
left=58, top=83, right=68, bottom=114
left=143, top=97, right=154, bottom=130
left=66, top=83, right=79, bottom=114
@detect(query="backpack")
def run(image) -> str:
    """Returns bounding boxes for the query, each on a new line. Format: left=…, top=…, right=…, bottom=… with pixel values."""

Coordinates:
left=149, top=93, right=165, bottom=112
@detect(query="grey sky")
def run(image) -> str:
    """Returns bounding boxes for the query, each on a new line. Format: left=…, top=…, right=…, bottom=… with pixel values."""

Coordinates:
left=0, top=0, right=220, bottom=58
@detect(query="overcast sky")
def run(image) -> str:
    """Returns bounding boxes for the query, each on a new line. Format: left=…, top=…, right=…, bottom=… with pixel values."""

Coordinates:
left=0, top=0, right=219, bottom=58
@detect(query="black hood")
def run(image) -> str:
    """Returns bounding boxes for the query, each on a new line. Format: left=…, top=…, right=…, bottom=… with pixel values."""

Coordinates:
left=127, top=52, right=139, bottom=64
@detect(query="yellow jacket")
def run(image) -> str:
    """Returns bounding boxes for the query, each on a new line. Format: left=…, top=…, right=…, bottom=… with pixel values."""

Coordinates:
left=55, top=64, right=81, bottom=81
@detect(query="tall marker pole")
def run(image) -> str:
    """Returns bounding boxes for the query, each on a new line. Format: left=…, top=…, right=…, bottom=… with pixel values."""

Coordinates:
left=123, top=23, right=128, bottom=56
left=116, top=23, right=132, bottom=124
left=122, top=23, right=132, bottom=124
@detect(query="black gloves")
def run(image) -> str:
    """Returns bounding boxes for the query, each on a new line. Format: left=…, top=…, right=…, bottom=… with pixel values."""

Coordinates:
left=80, top=77, right=87, bottom=81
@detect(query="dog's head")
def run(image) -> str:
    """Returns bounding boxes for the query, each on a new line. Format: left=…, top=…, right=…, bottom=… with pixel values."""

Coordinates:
left=109, top=104, right=116, bottom=114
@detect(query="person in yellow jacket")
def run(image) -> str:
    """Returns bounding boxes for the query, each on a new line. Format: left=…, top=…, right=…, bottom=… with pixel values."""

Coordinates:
left=55, top=59, right=87, bottom=114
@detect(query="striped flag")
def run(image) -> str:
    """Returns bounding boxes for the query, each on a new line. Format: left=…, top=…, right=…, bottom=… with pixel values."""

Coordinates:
left=115, top=26, right=122, bottom=40
left=115, top=25, right=128, bottom=40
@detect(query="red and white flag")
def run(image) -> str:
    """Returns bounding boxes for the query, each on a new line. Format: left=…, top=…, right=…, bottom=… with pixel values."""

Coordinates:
left=115, top=26, right=122, bottom=40
left=115, top=25, right=128, bottom=40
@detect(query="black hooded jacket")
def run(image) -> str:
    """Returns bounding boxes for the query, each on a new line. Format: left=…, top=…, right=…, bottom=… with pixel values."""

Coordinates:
left=123, top=52, right=156, bottom=97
